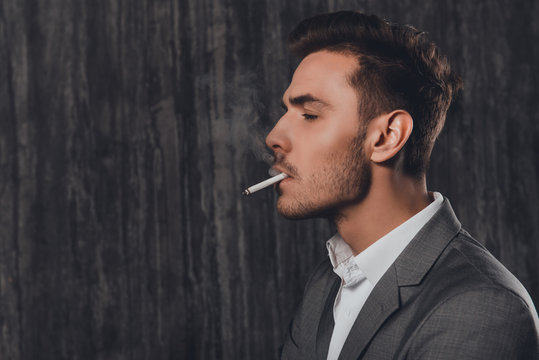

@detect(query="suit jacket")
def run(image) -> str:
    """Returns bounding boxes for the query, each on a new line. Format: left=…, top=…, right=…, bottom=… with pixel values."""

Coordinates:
left=281, top=198, right=539, bottom=359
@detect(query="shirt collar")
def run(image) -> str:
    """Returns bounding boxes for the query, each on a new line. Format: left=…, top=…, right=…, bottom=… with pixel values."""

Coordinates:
left=326, top=233, right=366, bottom=287
left=327, top=192, right=444, bottom=287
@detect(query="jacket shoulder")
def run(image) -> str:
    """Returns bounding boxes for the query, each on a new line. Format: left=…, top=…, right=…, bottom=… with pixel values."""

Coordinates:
left=441, top=229, right=535, bottom=307
left=400, top=230, right=539, bottom=358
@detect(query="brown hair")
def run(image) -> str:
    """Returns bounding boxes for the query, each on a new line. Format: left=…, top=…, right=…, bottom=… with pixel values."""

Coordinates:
left=288, top=11, right=462, bottom=177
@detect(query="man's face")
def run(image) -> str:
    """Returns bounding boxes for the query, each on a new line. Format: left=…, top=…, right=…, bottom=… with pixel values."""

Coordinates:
left=265, top=51, right=372, bottom=219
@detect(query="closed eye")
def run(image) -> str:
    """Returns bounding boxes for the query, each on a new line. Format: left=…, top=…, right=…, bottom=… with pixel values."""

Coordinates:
left=303, top=113, right=318, bottom=120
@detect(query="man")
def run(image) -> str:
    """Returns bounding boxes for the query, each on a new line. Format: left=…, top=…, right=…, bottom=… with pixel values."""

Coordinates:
left=265, top=11, right=539, bottom=360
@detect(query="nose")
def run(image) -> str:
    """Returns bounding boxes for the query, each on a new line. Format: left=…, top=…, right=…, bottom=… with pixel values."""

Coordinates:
left=265, top=115, right=292, bottom=154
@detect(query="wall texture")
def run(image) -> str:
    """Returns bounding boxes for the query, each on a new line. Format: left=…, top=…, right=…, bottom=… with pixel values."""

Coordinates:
left=0, top=0, right=537, bottom=359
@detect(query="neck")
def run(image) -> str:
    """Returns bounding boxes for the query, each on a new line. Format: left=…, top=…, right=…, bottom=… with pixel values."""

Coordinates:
left=334, top=168, right=431, bottom=255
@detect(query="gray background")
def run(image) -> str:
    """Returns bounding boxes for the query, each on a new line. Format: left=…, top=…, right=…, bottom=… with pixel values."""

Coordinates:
left=0, top=0, right=538, bottom=359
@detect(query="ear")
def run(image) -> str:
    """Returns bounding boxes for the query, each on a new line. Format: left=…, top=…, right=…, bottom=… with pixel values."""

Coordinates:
left=368, top=110, right=413, bottom=163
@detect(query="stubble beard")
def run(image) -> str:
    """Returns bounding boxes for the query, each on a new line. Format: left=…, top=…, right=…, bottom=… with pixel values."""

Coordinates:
left=276, top=131, right=372, bottom=220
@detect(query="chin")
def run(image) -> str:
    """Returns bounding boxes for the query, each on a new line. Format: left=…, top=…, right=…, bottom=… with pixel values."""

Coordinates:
left=276, top=196, right=338, bottom=220
left=276, top=196, right=312, bottom=220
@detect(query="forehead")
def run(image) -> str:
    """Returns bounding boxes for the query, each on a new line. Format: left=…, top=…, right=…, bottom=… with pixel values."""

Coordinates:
left=283, top=51, right=358, bottom=103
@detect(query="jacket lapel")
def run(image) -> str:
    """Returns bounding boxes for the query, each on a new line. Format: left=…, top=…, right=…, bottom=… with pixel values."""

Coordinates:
left=337, top=198, right=462, bottom=359
left=337, top=266, right=400, bottom=359
left=316, top=277, right=341, bottom=359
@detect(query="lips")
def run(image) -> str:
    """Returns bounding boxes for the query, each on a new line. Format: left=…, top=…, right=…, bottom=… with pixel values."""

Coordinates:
left=271, top=165, right=294, bottom=179
left=270, top=167, right=287, bottom=178
left=280, top=176, right=292, bottom=185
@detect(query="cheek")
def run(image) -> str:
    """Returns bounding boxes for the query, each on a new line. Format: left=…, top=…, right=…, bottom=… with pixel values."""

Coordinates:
left=292, top=113, right=359, bottom=174
left=296, top=141, right=351, bottom=186
left=313, top=111, right=359, bottom=149
left=306, top=130, right=357, bottom=168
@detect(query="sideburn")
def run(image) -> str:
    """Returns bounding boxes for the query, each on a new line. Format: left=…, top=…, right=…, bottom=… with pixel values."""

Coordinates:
left=327, top=127, right=372, bottom=224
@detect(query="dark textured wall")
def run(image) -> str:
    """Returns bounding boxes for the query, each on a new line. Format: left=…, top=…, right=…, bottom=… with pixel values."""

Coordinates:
left=0, top=0, right=537, bottom=359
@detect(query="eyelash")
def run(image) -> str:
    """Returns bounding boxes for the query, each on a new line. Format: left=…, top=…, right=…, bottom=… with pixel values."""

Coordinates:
left=302, top=113, right=318, bottom=121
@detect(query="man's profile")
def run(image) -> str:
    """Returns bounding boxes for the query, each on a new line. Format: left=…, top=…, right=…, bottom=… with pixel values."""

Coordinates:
left=264, top=11, right=539, bottom=359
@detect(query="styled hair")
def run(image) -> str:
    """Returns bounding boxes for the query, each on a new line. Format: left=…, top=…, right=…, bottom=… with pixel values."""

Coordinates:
left=288, top=11, right=462, bottom=177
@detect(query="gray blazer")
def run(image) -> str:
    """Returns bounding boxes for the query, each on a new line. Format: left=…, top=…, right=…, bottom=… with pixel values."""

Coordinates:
left=281, top=198, right=539, bottom=359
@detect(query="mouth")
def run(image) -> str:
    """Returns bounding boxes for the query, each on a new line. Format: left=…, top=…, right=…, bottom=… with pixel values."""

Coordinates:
left=279, top=176, right=292, bottom=185
left=271, top=166, right=294, bottom=179
left=271, top=167, right=293, bottom=193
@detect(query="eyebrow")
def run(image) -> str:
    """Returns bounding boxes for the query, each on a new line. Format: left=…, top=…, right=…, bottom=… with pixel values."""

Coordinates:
left=281, top=94, right=331, bottom=110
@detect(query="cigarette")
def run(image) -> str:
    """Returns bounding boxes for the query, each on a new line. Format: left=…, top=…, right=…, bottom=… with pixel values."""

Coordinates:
left=242, top=172, right=289, bottom=195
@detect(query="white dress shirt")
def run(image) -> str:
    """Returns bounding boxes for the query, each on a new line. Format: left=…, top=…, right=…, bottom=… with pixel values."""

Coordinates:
left=326, top=192, right=444, bottom=360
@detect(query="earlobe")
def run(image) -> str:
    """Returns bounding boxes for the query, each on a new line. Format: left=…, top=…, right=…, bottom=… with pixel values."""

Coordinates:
left=370, top=110, right=413, bottom=163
